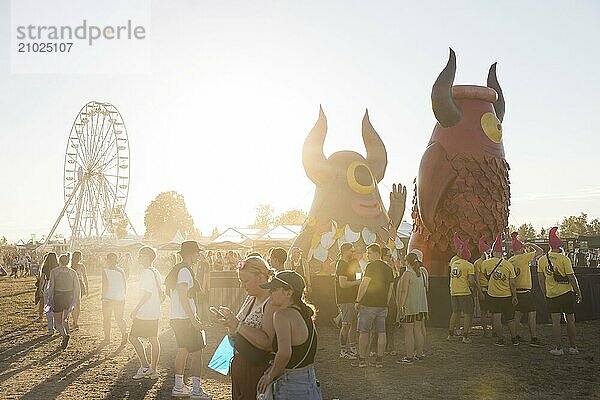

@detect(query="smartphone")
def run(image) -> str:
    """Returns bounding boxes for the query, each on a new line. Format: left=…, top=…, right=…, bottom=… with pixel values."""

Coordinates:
left=355, top=272, right=362, bottom=280
left=209, top=306, right=227, bottom=319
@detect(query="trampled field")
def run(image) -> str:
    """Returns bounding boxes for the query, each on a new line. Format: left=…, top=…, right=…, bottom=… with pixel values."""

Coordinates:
left=0, top=276, right=598, bottom=399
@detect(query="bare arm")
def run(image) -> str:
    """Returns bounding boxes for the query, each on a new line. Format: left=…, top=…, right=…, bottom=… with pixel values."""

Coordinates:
left=177, top=282, right=196, bottom=319
left=567, top=274, right=582, bottom=303
left=537, top=272, right=547, bottom=298
left=355, top=277, right=372, bottom=303
left=257, top=310, right=292, bottom=394
left=132, top=290, right=152, bottom=318
left=526, top=243, right=544, bottom=259
left=101, top=269, right=107, bottom=300
left=468, top=274, right=476, bottom=292
left=398, top=273, right=410, bottom=309
left=338, top=275, right=360, bottom=289
left=236, top=301, right=278, bottom=351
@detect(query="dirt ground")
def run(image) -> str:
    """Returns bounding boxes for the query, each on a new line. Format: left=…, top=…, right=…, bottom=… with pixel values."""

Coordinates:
left=1, top=275, right=598, bottom=400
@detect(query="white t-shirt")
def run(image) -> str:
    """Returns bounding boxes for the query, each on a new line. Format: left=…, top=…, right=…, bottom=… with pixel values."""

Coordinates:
left=170, top=266, right=196, bottom=320
left=136, top=267, right=162, bottom=321
left=103, top=267, right=126, bottom=301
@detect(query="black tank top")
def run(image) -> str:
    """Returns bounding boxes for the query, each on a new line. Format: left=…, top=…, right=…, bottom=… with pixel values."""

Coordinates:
left=272, top=306, right=317, bottom=369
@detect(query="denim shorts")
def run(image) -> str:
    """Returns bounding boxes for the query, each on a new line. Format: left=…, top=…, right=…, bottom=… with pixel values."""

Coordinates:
left=272, top=365, right=322, bottom=400
left=357, top=306, right=388, bottom=333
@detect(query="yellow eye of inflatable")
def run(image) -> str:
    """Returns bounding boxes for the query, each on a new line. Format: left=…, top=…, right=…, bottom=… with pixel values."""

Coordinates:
left=347, top=161, right=375, bottom=195
left=481, top=112, right=502, bottom=143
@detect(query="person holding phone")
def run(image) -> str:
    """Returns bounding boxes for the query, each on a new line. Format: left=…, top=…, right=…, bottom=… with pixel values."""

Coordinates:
left=216, top=256, right=277, bottom=400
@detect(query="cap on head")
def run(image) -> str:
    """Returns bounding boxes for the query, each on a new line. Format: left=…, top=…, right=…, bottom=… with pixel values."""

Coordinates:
left=259, top=270, right=306, bottom=293
left=179, top=241, right=202, bottom=255
left=408, top=249, right=423, bottom=263
left=549, top=227, right=563, bottom=251
left=511, top=232, right=524, bottom=252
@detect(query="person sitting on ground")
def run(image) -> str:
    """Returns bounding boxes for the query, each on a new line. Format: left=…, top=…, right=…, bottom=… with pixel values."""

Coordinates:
left=537, top=227, right=583, bottom=356
left=257, top=271, right=322, bottom=400
left=49, top=253, right=81, bottom=349
left=508, top=233, right=544, bottom=347
left=166, top=241, right=211, bottom=399
left=102, top=252, right=128, bottom=345
left=447, top=233, right=476, bottom=343
left=396, top=251, right=429, bottom=364
left=129, top=246, right=163, bottom=380
left=481, top=235, right=519, bottom=347
left=71, top=251, right=89, bottom=331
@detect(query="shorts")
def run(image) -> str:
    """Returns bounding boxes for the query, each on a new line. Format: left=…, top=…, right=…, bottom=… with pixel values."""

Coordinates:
left=547, top=291, right=575, bottom=315
left=130, top=318, right=158, bottom=338
left=52, top=291, right=73, bottom=313
left=400, top=312, right=427, bottom=324
left=488, top=296, right=515, bottom=322
left=170, top=319, right=206, bottom=352
left=357, top=306, right=387, bottom=334
left=451, top=295, right=474, bottom=315
left=515, top=291, right=536, bottom=313
left=478, top=290, right=490, bottom=312
left=338, top=303, right=357, bottom=325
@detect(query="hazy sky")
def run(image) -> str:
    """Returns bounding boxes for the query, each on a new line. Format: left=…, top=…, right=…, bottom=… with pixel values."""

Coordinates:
left=1, top=0, right=599, bottom=242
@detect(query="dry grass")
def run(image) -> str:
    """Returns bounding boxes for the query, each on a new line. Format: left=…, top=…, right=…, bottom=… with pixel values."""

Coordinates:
left=0, top=276, right=598, bottom=399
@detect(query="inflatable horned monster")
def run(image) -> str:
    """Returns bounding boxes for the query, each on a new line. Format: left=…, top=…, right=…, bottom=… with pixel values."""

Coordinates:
left=291, top=107, right=407, bottom=272
left=409, top=49, right=510, bottom=276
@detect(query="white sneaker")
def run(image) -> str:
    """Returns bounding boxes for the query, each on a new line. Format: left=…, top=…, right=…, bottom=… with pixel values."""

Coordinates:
left=340, top=349, right=357, bottom=360
left=146, top=368, right=159, bottom=379
left=190, top=388, right=212, bottom=400
left=133, top=367, right=149, bottom=380
left=567, top=347, right=579, bottom=355
left=549, top=347, right=564, bottom=356
left=172, top=385, right=192, bottom=398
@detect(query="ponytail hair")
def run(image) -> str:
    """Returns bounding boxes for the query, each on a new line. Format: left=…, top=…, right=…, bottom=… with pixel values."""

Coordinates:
left=291, top=289, right=316, bottom=320
left=404, top=253, right=422, bottom=277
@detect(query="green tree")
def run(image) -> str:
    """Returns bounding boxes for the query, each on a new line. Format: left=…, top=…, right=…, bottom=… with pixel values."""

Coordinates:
left=144, top=191, right=196, bottom=242
left=252, top=204, right=275, bottom=229
left=275, top=209, right=308, bottom=225
left=559, top=213, right=591, bottom=237
left=588, top=218, right=600, bottom=235
left=516, top=223, right=537, bottom=241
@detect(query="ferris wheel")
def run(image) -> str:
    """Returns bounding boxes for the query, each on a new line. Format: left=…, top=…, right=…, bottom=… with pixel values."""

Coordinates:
left=44, top=101, right=137, bottom=248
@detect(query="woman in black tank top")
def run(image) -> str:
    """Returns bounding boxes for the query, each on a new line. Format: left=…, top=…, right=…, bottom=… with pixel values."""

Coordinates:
left=257, top=271, right=322, bottom=400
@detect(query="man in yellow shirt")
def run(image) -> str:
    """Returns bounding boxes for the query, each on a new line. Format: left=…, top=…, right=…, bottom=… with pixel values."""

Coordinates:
left=508, top=232, right=544, bottom=347
left=537, top=227, right=583, bottom=356
left=481, top=234, right=518, bottom=347
left=448, top=233, right=476, bottom=343
left=474, top=234, right=491, bottom=337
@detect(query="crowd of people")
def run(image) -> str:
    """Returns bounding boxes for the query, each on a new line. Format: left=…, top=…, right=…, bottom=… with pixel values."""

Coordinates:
left=330, top=226, right=585, bottom=370
left=31, top=241, right=322, bottom=400
left=3, top=224, right=589, bottom=399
